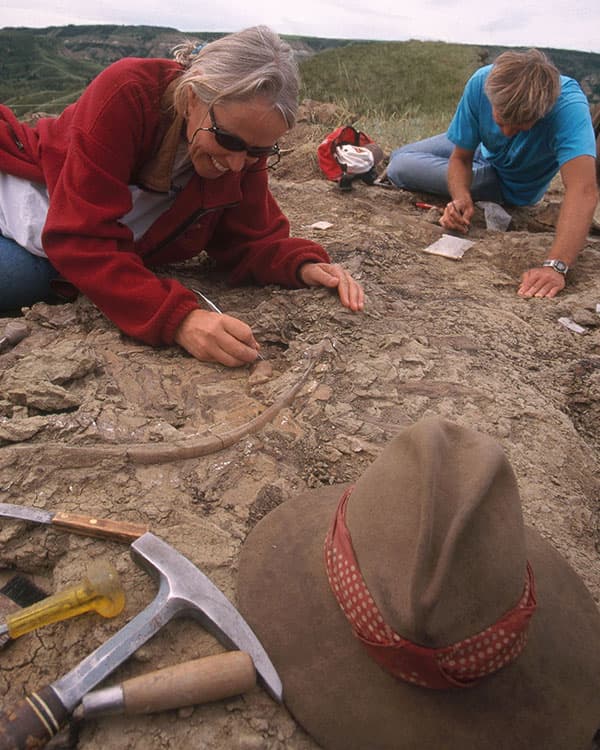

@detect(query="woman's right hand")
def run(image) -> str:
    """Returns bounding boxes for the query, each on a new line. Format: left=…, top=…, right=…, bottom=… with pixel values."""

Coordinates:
left=174, top=309, right=261, bottom=366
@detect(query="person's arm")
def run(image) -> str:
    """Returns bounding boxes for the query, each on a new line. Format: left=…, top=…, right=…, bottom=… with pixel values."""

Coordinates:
left=440, top=146, right=476, bottom=233
left=207, top=168, right=364, bottom=311
left=41, top=60, right=202, bottom=346
left=518, top=155, right=598, bottom=298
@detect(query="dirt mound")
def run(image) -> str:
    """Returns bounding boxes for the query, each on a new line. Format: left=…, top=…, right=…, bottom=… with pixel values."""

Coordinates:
left=0, top=121, right=599, bottom=750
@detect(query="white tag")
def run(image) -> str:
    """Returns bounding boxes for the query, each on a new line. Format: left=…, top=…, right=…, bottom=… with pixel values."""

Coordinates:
left=422, top=234, right=475, bottom=260
left=558, top=317, right=587, bottom=334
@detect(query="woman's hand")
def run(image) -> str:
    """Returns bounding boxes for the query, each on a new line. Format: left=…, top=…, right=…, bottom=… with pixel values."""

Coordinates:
left=175, top=309, right=261, bottom=366
left=298, top=263, right=364, bottom=311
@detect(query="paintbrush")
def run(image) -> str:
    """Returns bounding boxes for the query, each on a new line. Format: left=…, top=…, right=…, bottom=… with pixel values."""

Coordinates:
left=190, top=287, right=265, bottom=361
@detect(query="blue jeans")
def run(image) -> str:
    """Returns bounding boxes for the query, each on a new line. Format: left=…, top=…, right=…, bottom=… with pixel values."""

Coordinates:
left=0, top=234, right=60, bottom=311
left=386, top=134, right=504, bottom=203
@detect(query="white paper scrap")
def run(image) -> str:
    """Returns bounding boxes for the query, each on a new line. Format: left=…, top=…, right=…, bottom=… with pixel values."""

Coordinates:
left=558, top=317, right=587, bottom=334
left=310, top=221, right=334, bottom=230
left=596, top=303, right=600, bottom=315
left=422, top=234, right=475, bottom=260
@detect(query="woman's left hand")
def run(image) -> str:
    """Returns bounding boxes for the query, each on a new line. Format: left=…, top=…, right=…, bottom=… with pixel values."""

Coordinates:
left=298, top=263, right=364, bottom=312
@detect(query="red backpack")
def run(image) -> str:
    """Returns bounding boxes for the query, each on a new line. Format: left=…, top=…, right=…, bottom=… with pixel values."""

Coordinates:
left=317, top=125, right=375, bottom=181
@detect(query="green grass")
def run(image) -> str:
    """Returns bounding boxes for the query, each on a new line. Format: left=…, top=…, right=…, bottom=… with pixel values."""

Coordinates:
left=298, top=40, right=482, bottom=151
left=300, top=41, right=480, bottom=117
left=0, top=29, right=103, bottom=113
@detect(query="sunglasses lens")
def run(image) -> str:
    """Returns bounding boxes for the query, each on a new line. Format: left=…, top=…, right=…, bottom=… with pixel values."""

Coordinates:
left=214, top=130, right=247, bottom=152
left=215, top=131, right=278, bottom=157
left=208, top=109, right=279, bottom=157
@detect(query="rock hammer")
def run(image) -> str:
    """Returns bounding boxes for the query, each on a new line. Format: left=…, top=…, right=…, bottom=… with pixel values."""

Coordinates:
left=0, top=533, right=282, bottom=749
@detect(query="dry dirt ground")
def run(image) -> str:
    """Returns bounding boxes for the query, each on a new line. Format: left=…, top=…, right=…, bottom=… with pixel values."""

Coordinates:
left=0, top=119, right=599, bottom=749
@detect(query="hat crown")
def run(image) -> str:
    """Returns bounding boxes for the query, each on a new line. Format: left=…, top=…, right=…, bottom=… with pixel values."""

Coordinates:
left=346, top=417, right=527, bottom=646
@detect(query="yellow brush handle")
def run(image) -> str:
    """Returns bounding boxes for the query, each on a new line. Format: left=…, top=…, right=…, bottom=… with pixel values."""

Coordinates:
left=5, top=560, right=125, bottom=639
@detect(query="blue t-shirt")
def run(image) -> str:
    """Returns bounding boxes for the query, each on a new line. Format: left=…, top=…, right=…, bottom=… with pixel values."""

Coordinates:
left=447, top=65, right=596, bottom=205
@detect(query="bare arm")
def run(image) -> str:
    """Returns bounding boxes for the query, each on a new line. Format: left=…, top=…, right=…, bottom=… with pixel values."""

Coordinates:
left=518, top=155, right=598, bottom=298
left=440, top=146, right=476, bottom=233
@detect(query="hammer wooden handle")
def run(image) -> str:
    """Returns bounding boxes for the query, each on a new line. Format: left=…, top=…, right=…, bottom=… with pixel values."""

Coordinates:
left=51, top=513, right=148, bottom=542
left=81, top=652, right=256, bottom=717
left=0, top=655, right=256, bottom=748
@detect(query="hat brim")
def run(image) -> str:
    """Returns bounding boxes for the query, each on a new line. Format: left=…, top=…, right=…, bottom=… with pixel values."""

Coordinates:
left=237, top=485, right=600, bottom=750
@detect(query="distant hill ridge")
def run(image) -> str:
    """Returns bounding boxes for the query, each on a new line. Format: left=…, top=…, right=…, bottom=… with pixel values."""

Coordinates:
left=1, top=24, right=599, bottom=116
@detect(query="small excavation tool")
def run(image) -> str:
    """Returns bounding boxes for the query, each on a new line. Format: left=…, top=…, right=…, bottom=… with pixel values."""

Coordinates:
left=190, top=286, right=265, bottom=360
left=0, top=533, right=281, bottom=749
left=0, top=321, right=29, bottom=353
left=0, top=503, right=148, bottom=543
left=0, top=560, right=125, bottom=646
left=0, top=574, right=48, bottom=644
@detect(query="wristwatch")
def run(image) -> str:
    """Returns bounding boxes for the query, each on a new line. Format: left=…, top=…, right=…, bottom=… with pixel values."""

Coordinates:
left=542, top=259, right=569, bottom=275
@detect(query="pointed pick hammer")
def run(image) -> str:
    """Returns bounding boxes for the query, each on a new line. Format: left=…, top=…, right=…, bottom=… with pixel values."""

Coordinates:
left=0, top=533, right=282, bottom=749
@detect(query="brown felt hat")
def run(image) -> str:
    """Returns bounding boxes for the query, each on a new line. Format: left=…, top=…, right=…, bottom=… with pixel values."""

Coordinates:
left=237, top=417, right=600, bottom=750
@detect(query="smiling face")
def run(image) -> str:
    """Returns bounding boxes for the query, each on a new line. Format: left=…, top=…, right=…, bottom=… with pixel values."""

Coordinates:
left=185, top=91, right=288, bottom=179
left=492, top=107, right=537, bottom=138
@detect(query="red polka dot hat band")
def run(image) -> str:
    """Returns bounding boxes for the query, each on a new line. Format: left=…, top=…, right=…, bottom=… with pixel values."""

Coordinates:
left=324, top=486, right=537, bottom=690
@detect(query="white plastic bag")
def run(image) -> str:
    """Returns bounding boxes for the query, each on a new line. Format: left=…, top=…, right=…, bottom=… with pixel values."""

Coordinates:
left=335, top=144, right=375, bottom=175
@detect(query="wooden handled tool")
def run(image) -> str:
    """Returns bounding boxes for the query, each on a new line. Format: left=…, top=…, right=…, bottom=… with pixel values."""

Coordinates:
left=0, top=534, right=280, bottom=750
left=78, top=651, right=256, bottom=718
left=0, top=560, right=125, bottom=642
left=0, top=503, right=148, bottom=542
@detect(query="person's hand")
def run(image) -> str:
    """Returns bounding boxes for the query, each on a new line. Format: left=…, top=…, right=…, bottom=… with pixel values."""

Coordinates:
left=440, top=197, right=474, bottom=234
left=518, top=266, right=566, bottom=298
left=174, top=309, right=261, bottom=366
left=298, top=263, right=364, bottom=312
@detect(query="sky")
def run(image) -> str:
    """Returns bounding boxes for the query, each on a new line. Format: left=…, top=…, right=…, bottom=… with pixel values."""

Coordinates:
left=2, top=0, right=600, bottom=54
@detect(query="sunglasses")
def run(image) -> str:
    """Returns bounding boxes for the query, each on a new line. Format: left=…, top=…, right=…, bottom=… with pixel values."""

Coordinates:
left=189, top=107, right=281, bottom=160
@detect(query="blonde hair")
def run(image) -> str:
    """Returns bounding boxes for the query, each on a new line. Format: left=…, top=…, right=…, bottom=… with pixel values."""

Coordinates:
left=484, top=49, right=561, bottom=125
left=171, top=26, right=300, bottom=127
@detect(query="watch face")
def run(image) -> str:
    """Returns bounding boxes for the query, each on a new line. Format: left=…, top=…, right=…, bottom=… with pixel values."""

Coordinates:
left=544, top=260, right=568, bottom=274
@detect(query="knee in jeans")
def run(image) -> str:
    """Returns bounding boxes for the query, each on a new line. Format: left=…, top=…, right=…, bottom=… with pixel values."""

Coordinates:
left=386, top=154, right=409, bottom=186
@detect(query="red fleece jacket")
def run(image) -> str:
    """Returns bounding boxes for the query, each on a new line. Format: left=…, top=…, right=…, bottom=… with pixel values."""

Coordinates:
left=0, top=58, right=329, bottom=345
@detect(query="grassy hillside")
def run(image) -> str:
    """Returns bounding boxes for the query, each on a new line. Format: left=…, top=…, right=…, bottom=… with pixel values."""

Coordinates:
left=299, top=40, right=480, bottom=117
left=0, top=26, right=198, bottom=114
left=1, top=25, right=599, bottom=135
left=0, top=25, right=352, bottom=115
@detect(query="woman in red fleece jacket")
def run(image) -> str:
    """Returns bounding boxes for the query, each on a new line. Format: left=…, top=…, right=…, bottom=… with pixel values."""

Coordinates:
left=0, top=26, right=363, bottom=366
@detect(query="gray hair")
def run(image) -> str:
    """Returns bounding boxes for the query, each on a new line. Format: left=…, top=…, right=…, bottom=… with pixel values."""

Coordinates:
left=172, top=26, right=300, bottom=127
left=484, top=49, right=561, bottom=126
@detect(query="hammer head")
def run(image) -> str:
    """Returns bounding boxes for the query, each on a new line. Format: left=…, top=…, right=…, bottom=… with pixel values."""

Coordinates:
left=52, top=533, right=282, bottom=712
left=131, top=534, right=283, bottom=702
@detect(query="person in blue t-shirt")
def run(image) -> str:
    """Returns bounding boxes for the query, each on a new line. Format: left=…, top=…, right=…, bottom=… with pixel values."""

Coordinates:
left=386, top=49, right=598, bottom=299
